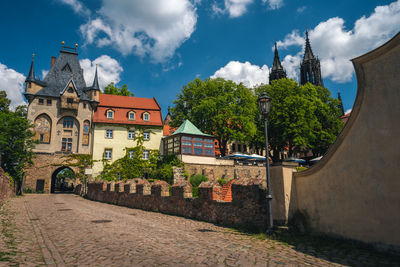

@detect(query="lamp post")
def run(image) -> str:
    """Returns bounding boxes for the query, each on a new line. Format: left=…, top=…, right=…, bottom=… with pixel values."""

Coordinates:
left=257, top=92, right=273, bottom=234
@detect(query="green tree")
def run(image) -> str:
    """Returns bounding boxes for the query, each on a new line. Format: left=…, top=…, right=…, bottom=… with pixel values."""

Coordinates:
left=103, top=82, right=134, bottom=96
left=170, top=78, right=257, bottom=156
left=0, top=91, right=36, bottom=194
left=255, top=79, right=343, bottom=161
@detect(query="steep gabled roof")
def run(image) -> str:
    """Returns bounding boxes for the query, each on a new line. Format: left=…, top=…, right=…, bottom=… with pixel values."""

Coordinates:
left=171, top=120, right=214, bottom=137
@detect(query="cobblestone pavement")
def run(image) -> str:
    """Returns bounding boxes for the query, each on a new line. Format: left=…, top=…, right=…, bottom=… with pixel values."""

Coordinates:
left=0, top=194, right=399, bottom=266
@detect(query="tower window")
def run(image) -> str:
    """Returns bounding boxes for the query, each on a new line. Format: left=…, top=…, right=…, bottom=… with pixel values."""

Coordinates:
left=38, top=98, right=44, bottom=105
left=67, top=98, right=73, bottom=104
left=83, top=103, right=87, bottom=109
left=61, top=138, right=73, bottom=151
left=67, top=87, right=74, bottom=93
left=63, top=117, right=74, bottom=128
left=47, top=99, right=52, bottom=106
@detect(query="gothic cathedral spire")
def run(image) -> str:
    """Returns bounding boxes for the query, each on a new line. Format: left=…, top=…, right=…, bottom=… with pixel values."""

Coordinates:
left=300, top=31, right=323, bottom=87
left=269, top=42, right=287, bottom=84
left=26, top=54, right=36, bottom=83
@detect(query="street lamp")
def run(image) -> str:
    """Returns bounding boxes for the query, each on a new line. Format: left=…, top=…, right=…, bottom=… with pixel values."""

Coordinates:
left=257, top=92, right=273, bottom=234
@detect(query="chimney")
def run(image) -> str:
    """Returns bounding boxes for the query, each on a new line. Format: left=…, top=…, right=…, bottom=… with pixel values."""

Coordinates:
left=51, top=56, right=56, bottom=68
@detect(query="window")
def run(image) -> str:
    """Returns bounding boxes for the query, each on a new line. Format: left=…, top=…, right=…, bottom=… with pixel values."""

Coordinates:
left=204, top=143, right=213, bottom=148
left=83, top=103, right=87, bottom=109
left=128, top=130, right=135, bottom=139
left=128, top=111, right=135, bottom=120
left=143, top=131, right=150, bottom=140
left=40, top=134, right=44, bottom=142
left=194, top=148, right=203, bottom=155
left=194, top=142, right=203, bottom=147
left=63, top=117, right=74, bottom=128
left=61, top=138, right=73, bottom=151
left=106, top=110, right=114, bottom=119
left=38, top=98, right=44, bottom=105
left=82, top=121, right=90, bottom=146
left=67, top=98, right=73, bottom=104
left=104, top=149, right=112, bottom=160
left=46, top=99, right=52, bottom=106
left=67, top=87, right=74, bottom=93
left=205, top=149, right=214, bottom=155
left=143, top=113, right=150, bottom=121
left=142, top=150, right=149, bottom=160
left=128, top=150, right=134, bottom=159
left=182, top=146, right=191, bottom=154
left=182, top=136, right=192, bottom=141
left=105, top=129, right=113, bottom=139
left=204, top=138, right=213, bottom=143
left=182, top=141, right=191, bottom=146
left=193, top=137, right=203, bottom=142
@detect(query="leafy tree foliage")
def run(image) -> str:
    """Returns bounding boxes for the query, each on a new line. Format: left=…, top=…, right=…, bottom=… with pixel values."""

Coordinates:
left=170, top=78, right=257, bottom=156
left=103, top=82, right=134, bottom=96
left=255, top=79, right=343, bottom=161
left=0, top=91, right=35, bottom=194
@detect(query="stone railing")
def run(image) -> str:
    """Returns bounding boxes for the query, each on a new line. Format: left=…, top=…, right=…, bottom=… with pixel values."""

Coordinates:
left=83, top=178, right=270, bottom=231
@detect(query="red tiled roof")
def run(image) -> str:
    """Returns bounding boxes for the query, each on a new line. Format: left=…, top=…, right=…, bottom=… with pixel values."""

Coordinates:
left=94, top=94, right=163, bottom=126
left=98, top=94, right=161, bottom=110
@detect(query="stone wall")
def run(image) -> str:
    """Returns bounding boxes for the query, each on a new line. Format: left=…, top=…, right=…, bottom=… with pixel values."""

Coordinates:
left=0, top=167, right=13, bottom=205
left=291, top=32, right=400, bottom=253
left=184, top=163, right=268, bottom=182
left=83, top=165, right=295, bottom=229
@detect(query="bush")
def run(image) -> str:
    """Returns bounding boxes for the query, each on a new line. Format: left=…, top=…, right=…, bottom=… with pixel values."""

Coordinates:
left=23, top=187, right=34, bottom=194
left=190, top=174, right=208, bottom=198
left=217, top=178, right=228, bottom=186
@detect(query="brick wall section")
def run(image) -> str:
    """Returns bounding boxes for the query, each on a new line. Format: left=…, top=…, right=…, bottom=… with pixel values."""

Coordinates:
left=0, top=167, right=13, bottom=204
left=84, top=178, right=273, bottom=231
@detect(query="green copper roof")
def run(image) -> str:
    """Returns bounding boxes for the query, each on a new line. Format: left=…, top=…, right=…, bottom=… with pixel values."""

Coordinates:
left=172, top=119, right=214, bottom=137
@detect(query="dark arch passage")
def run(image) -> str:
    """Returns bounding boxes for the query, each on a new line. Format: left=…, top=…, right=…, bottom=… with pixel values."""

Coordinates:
left=51, top=166, right=75, bottom=193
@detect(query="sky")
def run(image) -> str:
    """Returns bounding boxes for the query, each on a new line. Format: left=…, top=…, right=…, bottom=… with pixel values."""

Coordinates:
left=1, top=0, right=400, bottom=117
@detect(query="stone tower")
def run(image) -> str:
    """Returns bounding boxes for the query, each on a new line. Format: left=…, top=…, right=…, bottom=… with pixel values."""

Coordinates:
left=269, top=42, right=287, bottom=84
left=23, top=42, right=100, bottom=193
left=300, top=31, right=323, bottom=87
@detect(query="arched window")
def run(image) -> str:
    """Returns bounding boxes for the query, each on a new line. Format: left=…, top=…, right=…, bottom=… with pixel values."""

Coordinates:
left=34, top=114, right=52, bottom=143
left=82, top=120, right=90, bottom=146
left=128, top=111, right=135, bottom=120
left=106, top=109, right=114, bottom=119
left=143, top=112, right=150, bottom=121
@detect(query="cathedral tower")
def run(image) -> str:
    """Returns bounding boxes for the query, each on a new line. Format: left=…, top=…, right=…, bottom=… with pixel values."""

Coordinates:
left=300, top=31, right=323, bottom=87
left=269, top=42, right=287, bottom=84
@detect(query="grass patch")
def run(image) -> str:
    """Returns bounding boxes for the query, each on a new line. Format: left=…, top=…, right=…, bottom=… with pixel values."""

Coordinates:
left=0, top=204, right=18, bottom=263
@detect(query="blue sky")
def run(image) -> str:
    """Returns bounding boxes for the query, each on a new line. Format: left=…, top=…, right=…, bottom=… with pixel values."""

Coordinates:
left=1, top=0, right=399, bottom=117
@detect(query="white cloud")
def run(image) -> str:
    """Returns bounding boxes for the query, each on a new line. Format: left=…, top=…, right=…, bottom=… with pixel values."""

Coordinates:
left=79, top=55, right=124, bottom=90
left=80, top=0, right=197, bottom=63
left=262, top=0, right=283, bottom=10
left=296, top=6, right=306, bottom=13
left=345, top=108, right=352, bottom=115
left=278, top=0, right=400, bottom=83
left=57, top=0, right=91, bottom=16
left=211, top=61, right=269, bottom=87
left=0, top=63, right=26, bottom=109
left=281, top=52, right=301, bottom=80
left=212, top=0, right=254, bottom=18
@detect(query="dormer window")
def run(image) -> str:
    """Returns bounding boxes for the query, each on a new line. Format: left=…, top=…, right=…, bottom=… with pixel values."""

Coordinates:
left=62, top=64, right=72, bottom=72
left=106, top=109, right=114, bottom=119
left=128, top=111, right=135, bottom=120
left=143, top=112, right=150, bottom=121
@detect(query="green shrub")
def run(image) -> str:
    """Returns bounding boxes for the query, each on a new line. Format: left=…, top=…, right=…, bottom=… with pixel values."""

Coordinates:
left=23, top=187, right=34, bottom=194
left=217, top=178, right=228, bottom=186
left=192, top=187, right=199, bottom=198
left=189, top=174, right=208, bottom=187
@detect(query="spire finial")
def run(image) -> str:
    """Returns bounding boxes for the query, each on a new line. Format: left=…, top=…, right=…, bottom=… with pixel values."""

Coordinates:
left=91, top=64, right=100, bottom=91
left=26, top=52, right=36, bottom=83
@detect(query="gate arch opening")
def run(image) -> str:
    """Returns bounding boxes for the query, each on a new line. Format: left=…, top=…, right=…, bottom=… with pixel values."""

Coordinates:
left=51, top=166, right=76, bottom=193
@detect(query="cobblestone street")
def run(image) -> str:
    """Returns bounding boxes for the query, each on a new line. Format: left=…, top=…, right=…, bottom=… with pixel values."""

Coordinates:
left=0, top=194, right=399, bottom=266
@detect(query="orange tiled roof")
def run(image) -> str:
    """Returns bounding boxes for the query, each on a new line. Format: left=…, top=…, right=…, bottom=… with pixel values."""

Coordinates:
left=93, top=94, right=163, bottom=126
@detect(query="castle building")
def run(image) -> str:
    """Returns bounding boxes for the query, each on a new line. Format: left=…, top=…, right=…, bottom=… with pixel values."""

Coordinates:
left=24, top=43, right=99, bottom=193
left=92, top=94, right=163, bottom=177
left=300, top=31, right=324, bottom=86
left=269, top=42, right=287, bottom=84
